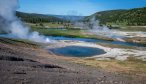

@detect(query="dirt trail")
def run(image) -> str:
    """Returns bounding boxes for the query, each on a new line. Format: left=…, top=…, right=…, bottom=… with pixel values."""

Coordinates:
left=0, top=41, right=146, bottom=84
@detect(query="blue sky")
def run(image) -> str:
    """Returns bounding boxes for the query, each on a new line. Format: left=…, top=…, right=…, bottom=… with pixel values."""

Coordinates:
left=18, top=0, right=146, bottom=16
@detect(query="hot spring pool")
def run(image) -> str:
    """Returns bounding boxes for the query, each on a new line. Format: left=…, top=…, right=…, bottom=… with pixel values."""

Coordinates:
left=49, top=46, right=106, bottom=57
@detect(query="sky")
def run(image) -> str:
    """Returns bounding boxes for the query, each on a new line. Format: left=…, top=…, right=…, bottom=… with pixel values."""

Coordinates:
left=18, top=0, right=146, bottom=16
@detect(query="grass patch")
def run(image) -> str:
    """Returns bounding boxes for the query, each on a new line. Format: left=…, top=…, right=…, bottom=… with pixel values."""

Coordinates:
left=0, top=37, right=40, bottom=48
left=126, top=56, right=146, bottom=63
left=120, top=26, right=146, bottom=32
left=72, top=57, right=146, bottom=76
left=124, top=37, right=146, bottom=45
left=31, top=27, right=85, bottom=37
left=31, top=27, right=114, bottom=41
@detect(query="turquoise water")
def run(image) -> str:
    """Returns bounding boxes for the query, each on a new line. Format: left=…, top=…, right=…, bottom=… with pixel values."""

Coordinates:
left=49, top=46, right=106, bottom=57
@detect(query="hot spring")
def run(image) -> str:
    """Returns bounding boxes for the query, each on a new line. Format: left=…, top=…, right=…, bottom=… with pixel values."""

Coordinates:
left=49, top=46, right=106, bottom=57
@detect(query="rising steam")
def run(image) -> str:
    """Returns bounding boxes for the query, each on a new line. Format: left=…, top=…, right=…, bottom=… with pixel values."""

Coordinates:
left=88, top=17, right=113, bottom=37
left=73, top=16, right=126, bottom=41
left=88, top=17, right=126, bottom=41
left=0, top=0, right=50, bottom=43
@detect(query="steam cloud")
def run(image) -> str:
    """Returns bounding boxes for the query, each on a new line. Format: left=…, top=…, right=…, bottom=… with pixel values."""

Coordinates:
left=87, top=17, right=126, bottom=41
left=73, top=17, right=112, bottom=35
left=88, top=17, right=112, bottom=37
left=0, top=0, right=50, bottom=43
left=73, top=17, right=125, bottom=41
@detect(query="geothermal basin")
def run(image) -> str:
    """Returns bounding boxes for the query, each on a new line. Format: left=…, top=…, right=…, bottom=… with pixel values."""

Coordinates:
left=1, top=34, right=146, bottom=59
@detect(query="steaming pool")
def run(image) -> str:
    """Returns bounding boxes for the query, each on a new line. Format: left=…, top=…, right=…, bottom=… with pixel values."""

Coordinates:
left=49, top=46, right=106, bottom=57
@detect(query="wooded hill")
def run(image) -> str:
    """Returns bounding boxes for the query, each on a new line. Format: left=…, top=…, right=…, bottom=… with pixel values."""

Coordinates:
left=84, top=7, right=146, bottom=26
left=16, top=12, right=66, bottom=23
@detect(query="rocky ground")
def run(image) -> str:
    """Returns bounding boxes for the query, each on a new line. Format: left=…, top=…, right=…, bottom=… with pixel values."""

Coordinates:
left=0, top=38, right=146, bottom=84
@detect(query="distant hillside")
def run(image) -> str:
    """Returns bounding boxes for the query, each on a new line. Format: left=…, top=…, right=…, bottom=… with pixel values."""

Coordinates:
left=52, top=15, right=85, bottom=21
left=16, top=12, right=65, bottom=23
left=85, top=7, right=146, bottom=26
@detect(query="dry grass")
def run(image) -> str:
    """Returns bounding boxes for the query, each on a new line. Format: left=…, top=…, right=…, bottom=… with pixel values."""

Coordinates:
left=72, top=57, right=146, bottom=77
left=0, top=37, right=39, bottom=48
left=124, top=37, right=146, bottom=45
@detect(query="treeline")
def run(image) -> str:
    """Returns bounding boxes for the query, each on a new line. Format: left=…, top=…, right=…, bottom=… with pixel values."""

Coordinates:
left=84, top=7, right=146, bottom=26
left=16, top=11, right=66, bottom=23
